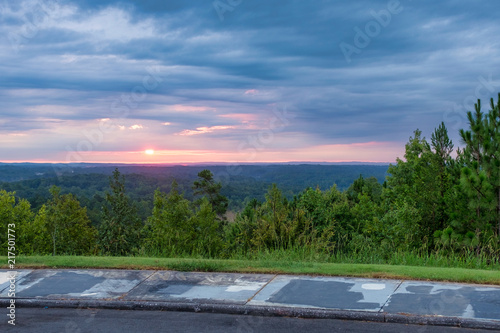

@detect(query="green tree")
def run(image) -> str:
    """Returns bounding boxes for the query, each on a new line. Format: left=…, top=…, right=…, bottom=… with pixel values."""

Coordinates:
left=351, top=193, right=383, bottom=237
left=36, top=186, right=97, bottom=255
left=190, top=197, right=223, bottom=256
left=252, top=184, right=290, bottom=249
left=458, top=94, right=500, bottom=239
left=224, top=198, right=261, bottom=256
left=192, top=169, right=228, bottom=218
left=144, top=182, right=222, bottom=257
left=99, top=169, right=142, bottom=256
left=0, top=190, right=35, bottom=255
left=346, top=175, right=383, bottom=204
left=430, top=122, right=455, bottom=231
left=384, top=127, right=455, bottom=248
left=144, top=182, right=193, bottom=255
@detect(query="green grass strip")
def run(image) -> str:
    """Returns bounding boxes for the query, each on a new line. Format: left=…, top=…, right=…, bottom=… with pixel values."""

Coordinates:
left=2, top=255, right=500, bottom=285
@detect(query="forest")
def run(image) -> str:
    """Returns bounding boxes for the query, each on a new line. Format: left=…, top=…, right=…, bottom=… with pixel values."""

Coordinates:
left=1, top=95, right=500, bottom=268
left=0, top=164, right=388, bottom=225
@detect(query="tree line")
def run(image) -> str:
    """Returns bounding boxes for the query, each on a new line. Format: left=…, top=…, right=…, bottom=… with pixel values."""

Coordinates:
left=1, top=95, right=500, bottom=264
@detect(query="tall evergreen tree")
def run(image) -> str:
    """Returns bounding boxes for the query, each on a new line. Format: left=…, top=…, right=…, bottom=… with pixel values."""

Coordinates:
left=99, top=169, right=142, bottom=256
left=192, top=169, right=228, bottom=219
left=458, top=94, right=500, bottom=239
left=430, top=122, right=455, bottom=231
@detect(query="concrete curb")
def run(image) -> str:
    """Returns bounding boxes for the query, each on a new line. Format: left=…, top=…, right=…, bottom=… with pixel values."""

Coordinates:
left=2, top=298, right=500, bottom=330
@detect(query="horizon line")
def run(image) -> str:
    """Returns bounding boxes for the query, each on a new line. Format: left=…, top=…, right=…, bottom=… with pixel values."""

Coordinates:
left=0, top=160, right=393, bottom=165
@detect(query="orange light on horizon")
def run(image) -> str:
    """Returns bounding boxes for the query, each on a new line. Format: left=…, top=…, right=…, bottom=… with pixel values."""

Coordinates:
left=9, top=141, right=400, bottom=164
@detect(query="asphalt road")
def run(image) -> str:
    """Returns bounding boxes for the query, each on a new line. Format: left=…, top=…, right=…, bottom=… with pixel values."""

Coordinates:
left=2, top=308, right=494, bottom=333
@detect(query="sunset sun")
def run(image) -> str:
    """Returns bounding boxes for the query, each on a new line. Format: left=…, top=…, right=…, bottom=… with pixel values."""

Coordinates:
left=145, top=149, right=155, bottom=155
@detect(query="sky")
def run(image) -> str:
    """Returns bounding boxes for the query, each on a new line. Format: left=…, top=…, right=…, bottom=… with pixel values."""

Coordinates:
left=1, top=0, right=500, bottom=164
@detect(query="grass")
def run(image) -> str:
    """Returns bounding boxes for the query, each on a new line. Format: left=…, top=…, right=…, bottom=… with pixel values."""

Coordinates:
left=2, top=255, right=500, bottom=285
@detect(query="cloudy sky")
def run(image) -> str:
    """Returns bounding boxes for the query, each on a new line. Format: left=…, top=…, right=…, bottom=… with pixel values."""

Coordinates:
left=1, top=0, right=499, bottom=164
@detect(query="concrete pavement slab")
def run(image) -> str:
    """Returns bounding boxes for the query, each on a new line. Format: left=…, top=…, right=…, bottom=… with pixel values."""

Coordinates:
left=248, top=275, right=402, bottom=311
left=1, top=268, right=499, bottom=329
left=124, top=271, right=274, bottom=304
left=0, top=269, right=154, bottom=300
left=383, top=281, right=500, bottom=321
left=0, top=270, right=32, bottom=295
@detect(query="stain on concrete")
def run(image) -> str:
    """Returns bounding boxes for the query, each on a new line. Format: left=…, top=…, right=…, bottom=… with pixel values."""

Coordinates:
left=148, top=281, right=193, bottom=295
left=249, top=276, right=400, bottom=312
left=0, top=270, right=32, bottom=295
left=383, top=282, right=500, bottom=320
left=267, top=280, right=382, bottom=310
left=124, top=271, right=273, bottom=304
left=18, top=272, right=105, bottom=298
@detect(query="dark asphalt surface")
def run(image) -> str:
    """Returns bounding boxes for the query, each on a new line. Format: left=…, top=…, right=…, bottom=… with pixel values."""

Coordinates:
left=3, top=308, right=494, bottom=333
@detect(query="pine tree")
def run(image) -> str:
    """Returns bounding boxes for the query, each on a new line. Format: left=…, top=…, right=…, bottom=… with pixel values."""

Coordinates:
left=430, top=122, right=455, bottom=230
left=99, top=169, right=142, bottom=256
left=192, top=169, right=228, bottom=219
left=458, top=94, right=500, bottom=239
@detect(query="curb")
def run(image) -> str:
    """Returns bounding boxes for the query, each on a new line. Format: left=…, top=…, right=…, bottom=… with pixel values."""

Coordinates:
left=2, top=298, right=500, bottom=330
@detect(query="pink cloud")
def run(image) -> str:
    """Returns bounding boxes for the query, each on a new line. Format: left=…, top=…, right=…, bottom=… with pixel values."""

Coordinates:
left=244, top=89, right=258, bottom=95
left=219, top=113, right=258, bottom=125
left=166, top=104, right=216, bottom=112
left=257, top=142, right=403, bottom=163
left=177, top=125, right=235, bottom=136
left=218, top=113, right=258, bottom=123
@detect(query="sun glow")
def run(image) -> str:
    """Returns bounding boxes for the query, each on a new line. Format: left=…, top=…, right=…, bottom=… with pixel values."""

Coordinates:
left=145, top=149, right=155, bottom=155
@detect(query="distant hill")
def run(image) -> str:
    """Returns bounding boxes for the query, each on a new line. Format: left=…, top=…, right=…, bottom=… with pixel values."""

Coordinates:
left=0, top=163, right=389, bottom=225
left=0, top=162, right=389, bottom=184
